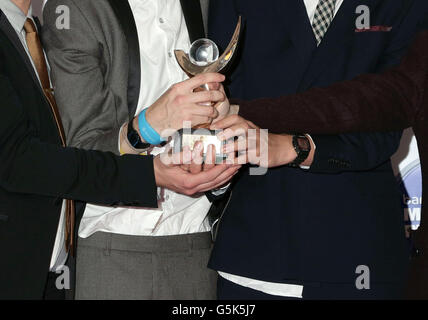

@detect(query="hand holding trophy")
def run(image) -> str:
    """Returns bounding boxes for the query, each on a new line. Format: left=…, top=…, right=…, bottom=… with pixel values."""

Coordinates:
left=174, top=17, right=242, bottom=164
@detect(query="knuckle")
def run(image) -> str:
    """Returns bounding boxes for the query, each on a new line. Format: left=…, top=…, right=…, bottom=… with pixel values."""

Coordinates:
left=210, top=91, right=218, bottom=101
left=201, top=91, right=210, bottom=101
left=183, top=179, right=194, bottom=190
left=208, top=106, right=216, bottom=116
left=231, top=114, right=239, bottom=122
left=184, top=189, right=194, bottom=196
left=170, top=83, right=180, bottom=94
left=174, top=95, right=186, bottom=106
left=206, top=91, right=214, bottom=101
left=200, top=74, right=209, bottom=83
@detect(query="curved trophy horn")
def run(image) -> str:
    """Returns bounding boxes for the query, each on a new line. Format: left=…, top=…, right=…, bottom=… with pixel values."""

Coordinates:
left=174, top=16, right=242, bottom=76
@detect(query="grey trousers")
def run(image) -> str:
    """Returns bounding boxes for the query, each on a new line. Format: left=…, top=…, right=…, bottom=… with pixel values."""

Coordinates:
left=75, top=231, right=217, bottom=300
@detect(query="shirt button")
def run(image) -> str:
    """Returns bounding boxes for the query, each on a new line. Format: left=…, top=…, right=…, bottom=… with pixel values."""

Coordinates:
left=165, top=194, right=170, bottom=201
left=159, top=17, right=165, bottom=24
left=168, top=52, right=173, bottom=58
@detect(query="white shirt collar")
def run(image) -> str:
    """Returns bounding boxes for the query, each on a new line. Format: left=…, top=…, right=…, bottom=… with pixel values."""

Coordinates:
left=0, top=1, right=34, bottom=34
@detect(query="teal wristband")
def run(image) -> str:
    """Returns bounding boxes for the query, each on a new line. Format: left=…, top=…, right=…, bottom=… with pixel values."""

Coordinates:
left=138, top=109, right=164, bottom=145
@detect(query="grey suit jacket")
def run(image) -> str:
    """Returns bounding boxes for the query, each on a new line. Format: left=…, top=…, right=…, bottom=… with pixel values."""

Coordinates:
left=42, top=0, right=209, bottom=154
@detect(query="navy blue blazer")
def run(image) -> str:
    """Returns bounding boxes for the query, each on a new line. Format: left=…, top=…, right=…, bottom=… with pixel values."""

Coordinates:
left=208, top=0, right=424, bottom=285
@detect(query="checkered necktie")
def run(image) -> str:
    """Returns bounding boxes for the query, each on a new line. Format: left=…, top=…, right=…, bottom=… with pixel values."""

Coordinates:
left=311, top=0, right=337, bottom=45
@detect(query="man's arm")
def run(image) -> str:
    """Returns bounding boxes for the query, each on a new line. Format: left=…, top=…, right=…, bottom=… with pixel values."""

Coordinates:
left=0, top=73, right=240, bottom=203
left=288, top=1, right=418, bottom=173
left=43, top=0, right=225, bottom=155
left=0, top=73, right=157, bottom=207
left=233, top=1, right=428, bottom=135
left=234, top=30, right=427, bottom=135
left=211, top=0, right=419, bottom=172
left=42, top=0, right=123, bottom=153
left=213, top=30, right=428, bottom=168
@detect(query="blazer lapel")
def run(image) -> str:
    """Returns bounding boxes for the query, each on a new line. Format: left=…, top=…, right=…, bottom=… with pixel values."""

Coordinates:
left=180, top=0, right=206, bottom=42
left=266, top=1, right=318, bottom=93
left=297, top=0, right=357, bottom=91
left=279, top=1, right=317, bottom=59
left=0, top=11, right=43, bottom=95
left=108, top=0, right=141, bottom=119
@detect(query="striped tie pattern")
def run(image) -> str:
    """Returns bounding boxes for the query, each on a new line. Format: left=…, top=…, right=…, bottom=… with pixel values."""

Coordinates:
left=312, top=0, right=337, bottom=45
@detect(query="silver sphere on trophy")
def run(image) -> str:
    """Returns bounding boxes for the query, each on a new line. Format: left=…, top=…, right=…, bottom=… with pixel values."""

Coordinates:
left=188, top=39, right=220, bottom=92
left=189, top=38, right=220, bottom=66
left=175, top=16, right=241, bottom=79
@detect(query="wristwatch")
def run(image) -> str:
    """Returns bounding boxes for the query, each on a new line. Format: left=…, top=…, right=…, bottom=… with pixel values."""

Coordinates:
left=127, top=119, right=151, bottom=150
left=288, top=134, right=311, bottom=168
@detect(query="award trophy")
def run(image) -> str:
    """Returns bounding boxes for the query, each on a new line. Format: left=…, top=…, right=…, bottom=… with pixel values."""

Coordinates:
left=174, top=17, right=242, bottom=163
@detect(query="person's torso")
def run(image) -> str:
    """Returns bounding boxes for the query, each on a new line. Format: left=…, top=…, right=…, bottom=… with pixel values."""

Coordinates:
left=208, top=0, right=417, bottom=284
left=77, top=0, right=212, bottom=238
left=0, top=9, right=63, bottom=298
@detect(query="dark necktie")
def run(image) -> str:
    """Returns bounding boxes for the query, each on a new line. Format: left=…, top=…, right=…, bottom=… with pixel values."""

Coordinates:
left=24, top=18, right=76, bottom=255
left=311, top=0, right=337, bottom=46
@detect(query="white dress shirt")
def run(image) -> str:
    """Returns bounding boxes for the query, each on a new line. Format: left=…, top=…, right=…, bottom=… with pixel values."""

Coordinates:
left=0, top=0, right=67, bottom=272
left=79, top=0, right=212, bottom=239
left=219, top=0, right=344, bottom=298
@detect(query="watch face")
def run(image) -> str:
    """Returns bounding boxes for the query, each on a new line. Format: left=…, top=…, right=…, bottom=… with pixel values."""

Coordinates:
left=129, top=131, right=140, bottom=147
left=297, top=136, right=311, bottom=152
left=128, top=127, right=150, bottom=149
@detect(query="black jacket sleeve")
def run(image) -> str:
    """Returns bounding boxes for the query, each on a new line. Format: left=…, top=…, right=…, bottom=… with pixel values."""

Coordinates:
left=0, top=74, right=158, bottom=208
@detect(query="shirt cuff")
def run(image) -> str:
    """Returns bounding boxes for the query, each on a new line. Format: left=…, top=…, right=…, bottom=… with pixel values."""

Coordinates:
left=211, top=183, right=231, bottom=196
left=118, top=122, right=126, bottom=154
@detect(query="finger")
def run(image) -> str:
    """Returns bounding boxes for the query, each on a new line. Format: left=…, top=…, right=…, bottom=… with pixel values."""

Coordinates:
left=207, top=82, right=221, bottom=91
left=224, top=149, right=248, bottom=166
left=195, top=168, right=239, bottom=193
left=169, top=146, right=192, bottom=166
left=212, top=100, right=230, bottom=118
left=217, top=126, right=247, bottom=141
left=180, top=164, right=190, bottom=172
left=218, top=84, right=226, bottom=94
left=198, top=178, right=233, bottom=193
left=187, top=90, right=225, bottom=104
left=203, top=144, right=216, bottom=171
left=186, top=116, right=217, bottom=128
left=187, top=162, right=232, bottom=187
left=247, top=121, right=258, bottom=129
left=223, top=137, right=248, bottom=154
left=213, top=99, right=228, bottom=110
left=210, top=114, right=245, bottom=130
left=233, top=153, right=249, bottom=166
left=223, top=148, right=239, bottom=165
left=205, top=176, right=237, bottom=191
left=183, top=73, right=226, bottom=91
left=189, top=141, right=204, bottom=174
left=185, top=105, right=218, bottom=118
left=195, top=166, right=241, bottom=192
